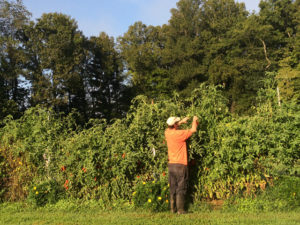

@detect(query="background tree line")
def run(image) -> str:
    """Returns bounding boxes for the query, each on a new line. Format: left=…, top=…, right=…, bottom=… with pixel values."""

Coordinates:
left=1, top=0, right=299, bottom=123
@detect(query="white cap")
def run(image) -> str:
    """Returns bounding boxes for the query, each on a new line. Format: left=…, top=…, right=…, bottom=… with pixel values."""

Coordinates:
left=166, top=117, right=180, bottom=126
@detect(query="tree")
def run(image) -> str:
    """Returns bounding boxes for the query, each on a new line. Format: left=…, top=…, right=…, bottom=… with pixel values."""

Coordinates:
left=118, top=22, right=170, bottom=98
left=85, top=32, right=128, bottom=120
left=256, top=0, right=300, bottom=103
left=162, top=0, right=206, bottom=97
left=276, top=0, right=300, bottom=102
left=0, top=0, right=30, bottom=121
left=258, top=0, right=299, bottom=68
left=22, top=13, right=87, bottom=115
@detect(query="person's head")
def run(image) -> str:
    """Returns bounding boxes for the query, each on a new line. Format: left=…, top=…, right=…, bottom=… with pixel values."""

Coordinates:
left=166, top=117, right=180, bottom=129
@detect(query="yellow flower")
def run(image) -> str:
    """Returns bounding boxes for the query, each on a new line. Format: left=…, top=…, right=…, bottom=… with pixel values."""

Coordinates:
left=168, top=184, right=170, bottom=187
left=158, top=197, right=162, bottom=200
left=35, top=191, right=39, bottom=195
left=132, top=192, right=136, bottom=196
left=143, top=182, right=146, bottom=185
left=165, top=200, right=169, bottom=203
left=152, top=181, right=155, bottom=184
left=19, top=161, right=22, bottom=165
left=148, top=199, right=151, bottom=203
left=33, top=186, right=37, bottom=190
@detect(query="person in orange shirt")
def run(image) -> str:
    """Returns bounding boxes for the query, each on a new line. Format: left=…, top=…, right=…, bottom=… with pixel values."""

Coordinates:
left=165, top=116, right=198, bottom=214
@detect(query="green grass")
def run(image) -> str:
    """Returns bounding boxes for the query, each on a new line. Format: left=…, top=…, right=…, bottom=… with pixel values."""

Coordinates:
left=1, top=203, right=299, bottom=225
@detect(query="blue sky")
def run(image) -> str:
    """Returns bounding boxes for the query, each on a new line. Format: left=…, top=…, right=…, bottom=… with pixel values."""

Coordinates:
left=22, top=0, right=261, bottom=39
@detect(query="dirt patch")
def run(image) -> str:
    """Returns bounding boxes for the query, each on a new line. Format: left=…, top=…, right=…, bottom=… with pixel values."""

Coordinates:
left=208, top=200, right=224, bottom=210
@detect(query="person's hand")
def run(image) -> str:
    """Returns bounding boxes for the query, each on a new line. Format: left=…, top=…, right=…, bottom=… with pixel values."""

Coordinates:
left=193, top=116, right=198, bottom=122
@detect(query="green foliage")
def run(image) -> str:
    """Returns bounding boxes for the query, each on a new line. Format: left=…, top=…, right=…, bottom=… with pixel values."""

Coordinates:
left=0, top=80, right=299, bottom=208
left=2, top=0, right=299, bottom=121
left=0, top=106, right=77, bottom=201
left=86, top=33, right=128, bottom=120
left=224, top=176, right=300, bottom=212
left=27, top=180, right=64, bottom=207
left=0, top=0, right=31, bottom=120
left=119, top=0, right=284, bottom=113
left=118, top=22, right=170, bottom=98
left=54, top=94, right=183, bottom=201
left=22, top=12, right=87, bottom=114
left=132, top=178, right=169, bottom=212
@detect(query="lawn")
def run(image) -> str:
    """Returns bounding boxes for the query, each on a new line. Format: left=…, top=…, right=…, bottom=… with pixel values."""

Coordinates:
left=1, top=204, right=299, bottom=225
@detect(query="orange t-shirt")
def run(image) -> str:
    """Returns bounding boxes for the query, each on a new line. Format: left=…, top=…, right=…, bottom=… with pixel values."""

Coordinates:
left=165, top=128, right=193, bottom=165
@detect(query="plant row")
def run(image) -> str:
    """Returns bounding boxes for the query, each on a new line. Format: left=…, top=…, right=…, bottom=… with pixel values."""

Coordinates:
left=0, top=84, right=299, bottom=209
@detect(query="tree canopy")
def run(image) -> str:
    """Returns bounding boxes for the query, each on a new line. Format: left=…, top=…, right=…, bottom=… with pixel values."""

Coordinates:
left=0, top=0, right=299, bottom=122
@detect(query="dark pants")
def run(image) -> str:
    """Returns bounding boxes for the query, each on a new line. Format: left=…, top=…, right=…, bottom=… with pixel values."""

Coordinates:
left=168, top=163, right=188, bottom=196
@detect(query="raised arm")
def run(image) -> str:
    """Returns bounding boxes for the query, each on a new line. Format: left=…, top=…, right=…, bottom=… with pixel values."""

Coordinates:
left=178, top=116, right=198, bottom=133
left=178, top=117, right=190, bottom=125
left=190, top=116, right=198, bottom=133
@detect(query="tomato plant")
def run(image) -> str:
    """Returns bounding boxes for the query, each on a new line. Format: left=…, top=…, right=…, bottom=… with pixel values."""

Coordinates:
left=0, top=83, right=299, bottom=205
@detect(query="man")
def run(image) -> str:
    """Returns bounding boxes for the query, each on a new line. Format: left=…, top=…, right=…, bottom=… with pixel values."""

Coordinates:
left=165, top=116, right=198, bottom=214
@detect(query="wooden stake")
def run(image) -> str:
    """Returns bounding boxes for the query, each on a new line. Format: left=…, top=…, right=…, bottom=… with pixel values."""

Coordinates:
left=277, top=86, right=281, bottom=107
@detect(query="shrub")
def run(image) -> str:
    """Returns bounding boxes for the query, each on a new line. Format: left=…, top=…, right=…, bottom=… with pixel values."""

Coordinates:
left=223, top=176, right=300, bottom=212
left=132, top=177, right=169, bottom=212
left=0, top=82, right=299, bottom=206
left=27, top=180, right=65, bottom=207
